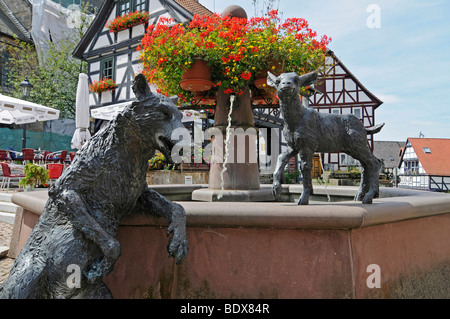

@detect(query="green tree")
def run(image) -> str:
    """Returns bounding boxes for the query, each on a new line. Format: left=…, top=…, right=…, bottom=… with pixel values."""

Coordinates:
left=6, top=3, right=94, bottom=119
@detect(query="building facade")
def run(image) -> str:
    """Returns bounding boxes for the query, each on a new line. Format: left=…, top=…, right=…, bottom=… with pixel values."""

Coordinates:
left=398, top=138, right=450, bottom=191
left=72, top=0, right=212, bottom=126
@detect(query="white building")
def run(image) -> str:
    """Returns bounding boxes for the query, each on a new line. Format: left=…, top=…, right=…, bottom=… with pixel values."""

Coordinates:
left=398, top=138, right=450, bottom=191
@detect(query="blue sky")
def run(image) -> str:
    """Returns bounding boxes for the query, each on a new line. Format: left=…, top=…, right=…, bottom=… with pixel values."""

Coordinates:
left=199, top=0, right=450, bottom=142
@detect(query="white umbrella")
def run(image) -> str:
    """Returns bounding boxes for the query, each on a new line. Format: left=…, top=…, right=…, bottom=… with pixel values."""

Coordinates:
left=0, top=94, right=60, bottom=124
left=71, top=73, right=91, bottom=149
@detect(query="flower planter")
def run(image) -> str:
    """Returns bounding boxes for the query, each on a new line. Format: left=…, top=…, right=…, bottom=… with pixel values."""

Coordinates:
left=89, top=78, right=118, bottom=93
left=179, top=59, right=214, bottom=92
left=180, top=163, right=210, bottom=171
left=106, top=11, right=149, bottom=33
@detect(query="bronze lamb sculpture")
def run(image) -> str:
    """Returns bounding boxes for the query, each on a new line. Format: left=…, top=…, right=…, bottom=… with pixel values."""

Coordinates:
left=268, top=71, right=384, bottom=205
left=0, top=74, right=189, bottom=298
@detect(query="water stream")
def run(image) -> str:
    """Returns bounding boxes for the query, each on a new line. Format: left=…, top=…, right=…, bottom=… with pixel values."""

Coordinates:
left=217, top=95, right=235, bottom=200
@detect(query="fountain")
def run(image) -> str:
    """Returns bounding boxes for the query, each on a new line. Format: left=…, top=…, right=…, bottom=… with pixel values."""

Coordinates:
left=3, top=5, right=449, bottom=299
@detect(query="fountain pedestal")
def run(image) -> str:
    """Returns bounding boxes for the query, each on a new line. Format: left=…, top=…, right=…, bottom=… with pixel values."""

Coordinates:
left=192, top=89, right=274, bottom=202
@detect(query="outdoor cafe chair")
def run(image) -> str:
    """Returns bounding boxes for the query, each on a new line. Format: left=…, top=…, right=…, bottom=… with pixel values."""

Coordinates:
left=22, top=148, right=35, bottom=163
left=8, top=147, right=22, bottom=162
left=1, top=162, right=25, bottom=191
left=0, top=150, right=11, bottom=162
left=67, top=151, right=77, bottom=164
left=46, top=150, right=67, bottom=164
left=46, top=163, right=64, bottom=185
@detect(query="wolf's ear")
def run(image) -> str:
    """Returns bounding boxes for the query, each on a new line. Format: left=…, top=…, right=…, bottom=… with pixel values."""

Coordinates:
left=169, top=95, right=179, bottom=105
left=266, top=71, right=278, bottom=88
left=296, top=70, right=319, bottom=88
left=132, top=73, right=152, bottom=101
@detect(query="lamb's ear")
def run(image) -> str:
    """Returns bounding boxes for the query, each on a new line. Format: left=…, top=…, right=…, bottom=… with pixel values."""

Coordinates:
left=132, top=73, right=152, bottom=101
left=266, top=71, right=278, bottom=88
left=296, top=70, right=319, bottom=87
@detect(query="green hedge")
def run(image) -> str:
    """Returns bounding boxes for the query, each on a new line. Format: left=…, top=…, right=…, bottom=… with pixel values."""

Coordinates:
left=0, top=127, right=75, bottom=152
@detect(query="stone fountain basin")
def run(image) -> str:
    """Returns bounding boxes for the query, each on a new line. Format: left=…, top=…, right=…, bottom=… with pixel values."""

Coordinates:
left=8, top=185, right=450, bottom=298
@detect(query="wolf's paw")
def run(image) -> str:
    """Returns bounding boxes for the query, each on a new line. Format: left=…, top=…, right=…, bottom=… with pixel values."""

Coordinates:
left=167, top=205, right=189, bottom=264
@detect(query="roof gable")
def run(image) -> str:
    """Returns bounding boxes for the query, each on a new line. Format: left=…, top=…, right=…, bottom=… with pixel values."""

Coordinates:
left=0, top=0, right=32, bottom=42
left=311, top=50, right=383, bottom=109
left=407, top=138, right=450, bottom=176
left=73, top=0, right=210, bottom=60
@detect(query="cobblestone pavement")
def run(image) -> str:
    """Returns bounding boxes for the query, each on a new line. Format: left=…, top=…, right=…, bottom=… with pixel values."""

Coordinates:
left=0, top=222, right=14, bottom=286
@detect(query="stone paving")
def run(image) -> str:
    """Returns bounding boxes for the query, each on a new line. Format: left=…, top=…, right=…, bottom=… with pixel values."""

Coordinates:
left=0, top=222, right=14, bottom=286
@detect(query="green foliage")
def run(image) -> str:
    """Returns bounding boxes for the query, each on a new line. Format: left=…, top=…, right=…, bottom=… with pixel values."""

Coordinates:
left=19, top=163, right=49, bottom=189
left=284, top=169, right=301, bottom=184
left=4, top=3, right=94, bottom=119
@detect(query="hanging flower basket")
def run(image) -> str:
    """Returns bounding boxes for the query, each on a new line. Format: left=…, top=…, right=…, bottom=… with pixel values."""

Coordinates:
left=179, top=59, right=214, bottom=92
left=106, top=11, right=150, bottom=33
left=89, top=78, right=118, bottom=93
left=139, top=10, right=331, bottom=104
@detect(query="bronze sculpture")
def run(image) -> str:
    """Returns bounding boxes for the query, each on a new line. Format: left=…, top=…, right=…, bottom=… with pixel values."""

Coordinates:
left=0, top=74, right=189, bottom=298
left=268, top=71, right=384, bottom=205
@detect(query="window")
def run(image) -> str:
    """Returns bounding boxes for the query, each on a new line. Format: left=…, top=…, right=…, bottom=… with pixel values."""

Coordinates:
left=118, top=0, right=146, bottom=16
left=118, top=0, right=131, bottom=15
left=404, top=160, right=419, bottom=175
left=423, top=147, right=431, bottom=154
left=101, top=58, right=114, bottom=80
left=135, top=0, right=146, bottom=11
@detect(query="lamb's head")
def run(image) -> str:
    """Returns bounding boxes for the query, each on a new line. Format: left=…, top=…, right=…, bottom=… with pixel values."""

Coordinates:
left=267, top=71, right=319, bottom=101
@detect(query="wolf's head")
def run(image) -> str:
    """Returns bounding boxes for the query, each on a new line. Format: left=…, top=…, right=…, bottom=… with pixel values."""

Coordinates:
left=119, top=73, right=185, bottom=162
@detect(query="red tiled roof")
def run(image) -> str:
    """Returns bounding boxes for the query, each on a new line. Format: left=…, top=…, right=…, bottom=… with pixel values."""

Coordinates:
left=174, top=0, right=214, bottom=17
left=408, top=138, right=450, bottom=176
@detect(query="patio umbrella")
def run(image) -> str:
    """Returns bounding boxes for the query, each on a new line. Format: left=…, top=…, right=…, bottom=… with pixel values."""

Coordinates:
left=71, top=73, right=91, bottom=149
left=0, top=94, right=60, bottom=125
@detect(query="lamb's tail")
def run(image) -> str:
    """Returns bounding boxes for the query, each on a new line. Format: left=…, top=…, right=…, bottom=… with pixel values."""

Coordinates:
left=366, top=123, right=385, bottom=135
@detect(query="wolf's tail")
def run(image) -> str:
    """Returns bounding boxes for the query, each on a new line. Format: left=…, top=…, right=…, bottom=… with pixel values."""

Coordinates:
left=365, top=123, right=385, bottom=135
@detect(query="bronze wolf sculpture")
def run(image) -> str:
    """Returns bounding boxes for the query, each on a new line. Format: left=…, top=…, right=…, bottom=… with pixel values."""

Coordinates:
left=268, top=71, right=384, bottom=205
left=0, top=74, right=188, bottom=298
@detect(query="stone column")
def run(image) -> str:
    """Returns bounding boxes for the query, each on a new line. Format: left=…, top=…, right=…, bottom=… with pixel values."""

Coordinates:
left=208, top=89, right=260, bottom=190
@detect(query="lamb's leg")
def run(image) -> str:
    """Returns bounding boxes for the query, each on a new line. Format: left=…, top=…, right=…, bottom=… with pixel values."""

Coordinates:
left=135, top=188, right=188, bottom=264
left=298, top=151, right=313, bottom=205
left=362, top=155, right=381, bottom=204
left=355, top=166, right=369, bottom=201
left=272, top=146, right=297, bottom=199
left=352, top=152, right=381, bottom=204
left=52, top=189, right=121, bottom=283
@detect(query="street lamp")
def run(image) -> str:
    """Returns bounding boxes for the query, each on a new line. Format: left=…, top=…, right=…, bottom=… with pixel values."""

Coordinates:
left=20, top=77, right=33, bottom=149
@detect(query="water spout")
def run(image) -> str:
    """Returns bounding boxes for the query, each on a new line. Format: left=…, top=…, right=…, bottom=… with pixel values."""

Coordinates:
left=217, top=95, right=235, bottom=199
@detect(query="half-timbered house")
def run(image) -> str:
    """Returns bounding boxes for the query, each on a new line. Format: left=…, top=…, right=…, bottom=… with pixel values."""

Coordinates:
left=397, top=138, right=450, bottom=192
left=72, top=0, right=212, bottom=127
left=254, top=50, right=383, bottom=174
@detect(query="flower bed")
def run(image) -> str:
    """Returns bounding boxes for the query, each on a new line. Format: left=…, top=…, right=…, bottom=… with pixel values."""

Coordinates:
left=139, top=10, right=331, bottom=104
left=89, top=78, right=118, bottom=93
left=106, top=11, right=150, bottom=33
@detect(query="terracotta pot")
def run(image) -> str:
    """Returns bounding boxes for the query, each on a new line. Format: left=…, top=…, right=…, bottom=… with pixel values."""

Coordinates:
left=251, top=89, right=278, bottom=105
left=192, top=91, right=216, bottom=105
left=254, top=60, right=283, bottom=89
left=179, top=59, right=214, bottom=92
